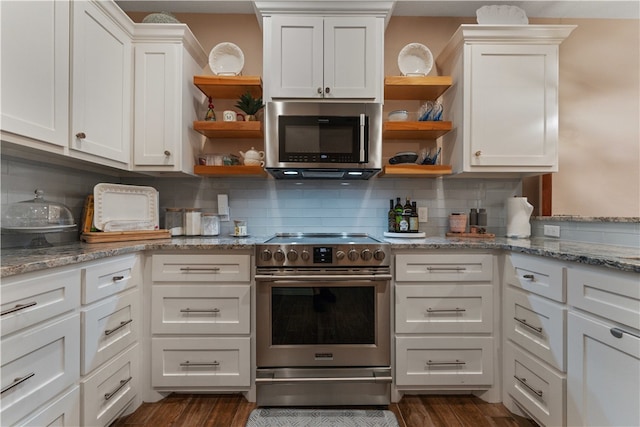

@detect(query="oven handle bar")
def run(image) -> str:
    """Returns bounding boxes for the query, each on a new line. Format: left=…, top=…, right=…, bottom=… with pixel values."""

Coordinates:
left=255, top=274, right=392, bottom=282
left=255, top=375, right=392, bottom=384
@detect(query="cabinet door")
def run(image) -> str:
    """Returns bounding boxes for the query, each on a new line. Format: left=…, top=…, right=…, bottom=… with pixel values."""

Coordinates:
left=468, top=44, right=558, bottom=168
left=133, top=43, right=180, bottom=166
left=323, top=17, right=378, bottom=99
left=269, top=15, right=324, bottom=99
left=567, top=312, right=640, bottom=427
left=0, top=0, right=69, bottom=147
left=71, top=0, right=131, bottom=165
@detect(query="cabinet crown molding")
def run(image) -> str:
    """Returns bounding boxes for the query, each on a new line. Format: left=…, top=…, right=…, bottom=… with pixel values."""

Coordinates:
left=254, top=1, right=394, bottom=23
left=132, top=24, right=207, bottom=66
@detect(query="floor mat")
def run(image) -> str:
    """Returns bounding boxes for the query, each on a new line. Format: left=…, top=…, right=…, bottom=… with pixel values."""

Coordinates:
left=245, top=408, right=399, bottom=427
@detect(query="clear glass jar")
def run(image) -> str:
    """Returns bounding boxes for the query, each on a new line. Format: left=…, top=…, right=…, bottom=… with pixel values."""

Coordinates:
left=184, top=208, right=202, bottom=236
left=165, top=208, right=184, bottom=236
left=201, top=213, right=220, bottom=236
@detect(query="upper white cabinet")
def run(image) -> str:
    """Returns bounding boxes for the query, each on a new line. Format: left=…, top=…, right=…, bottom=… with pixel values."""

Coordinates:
left=263, top=14, right=384, bottom=102
left=132, top=26, right=207, bottom=174
left=436, top=25, right=575, bottom=176
left=0, top=0, right=70, bottom=150
left=70, top=0, right=133, bottom=167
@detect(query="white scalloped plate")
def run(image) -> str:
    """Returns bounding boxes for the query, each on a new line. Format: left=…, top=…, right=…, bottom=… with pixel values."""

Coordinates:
left=209, top=42, right=244, bottom=76
left=93, top=183, right=159, bottom=231
left=476, top=5, right=529, bottom=24
left=398, top=43, right=433, bottom=76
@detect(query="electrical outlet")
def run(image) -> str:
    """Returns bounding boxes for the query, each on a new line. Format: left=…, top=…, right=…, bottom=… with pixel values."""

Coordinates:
left=418, top=207, right=428, bottom=222
left=544, top=225, right=560, bottom=238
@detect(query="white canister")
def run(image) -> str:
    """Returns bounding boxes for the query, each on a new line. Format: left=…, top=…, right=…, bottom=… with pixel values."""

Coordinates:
left=184, top=208, right=202, bottom=236
left=201, top=213, right=220, bottom=236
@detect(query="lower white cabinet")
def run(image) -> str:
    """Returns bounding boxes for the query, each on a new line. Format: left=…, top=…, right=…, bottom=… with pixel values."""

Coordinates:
left=15, top=385, right=80, bottom=427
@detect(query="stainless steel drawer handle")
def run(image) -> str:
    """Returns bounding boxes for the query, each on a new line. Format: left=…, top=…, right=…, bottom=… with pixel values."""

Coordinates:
left=522, top=274, right=535, bottom=280
left=179, top=267, right=221, bottom=272
left=1, top=372, right=35, bottom=394
left=514, top=317, right=543, bottom=333
left=1, top=301, right=37, bottom=316
left=180, top=361, right=220, bottom=367
left=426, top=307, right=466, bottom=313
left=104, top=319, right=133, bottom=336
left=514, top=375, right=543, bottom=397
left=427, top=267, right=466, bottom=272
left=104, top=376, right=132, bottom=401
left=426, top=360, right=466, bottom=366
left=180, top=308, right=220, bottom=314
left=611, top=327, right=640, bottom=339
left=112, top=275, right=125, bottom=281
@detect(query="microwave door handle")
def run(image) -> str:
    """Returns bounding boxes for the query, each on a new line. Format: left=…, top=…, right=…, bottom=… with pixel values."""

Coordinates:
left=359, top=113, right=366, bottom=162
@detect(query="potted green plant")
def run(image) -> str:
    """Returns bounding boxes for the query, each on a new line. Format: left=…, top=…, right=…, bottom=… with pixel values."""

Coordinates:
left=235, top=91, right=264, bottom=121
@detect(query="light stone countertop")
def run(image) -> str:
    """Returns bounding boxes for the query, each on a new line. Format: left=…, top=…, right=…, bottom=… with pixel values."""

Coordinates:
left=1, top=235, right=638, bottom=278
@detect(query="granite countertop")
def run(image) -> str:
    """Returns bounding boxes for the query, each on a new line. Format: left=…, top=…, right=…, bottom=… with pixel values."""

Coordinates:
left=1, top=235, right=638, bottom=278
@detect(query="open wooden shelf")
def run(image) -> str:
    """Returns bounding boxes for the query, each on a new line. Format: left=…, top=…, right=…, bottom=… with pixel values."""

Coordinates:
left=379, top=164, right=452, bottom=177
left=384, top=76, right=452, bottom=100
left=383, top=121, right=452, bottom=139
left=193, top=120, right=263, bottom=138
left=193, top=75, right=262, bottom=99
left=194, top=165, right=267, bottom=177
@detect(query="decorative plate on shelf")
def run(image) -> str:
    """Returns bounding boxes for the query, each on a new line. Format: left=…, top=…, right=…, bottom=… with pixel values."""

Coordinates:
left=398, top=43, right=433, bottom=76
left=476, top=5, right=528, bottom=24
left=208, top=42, right=244, bottom=76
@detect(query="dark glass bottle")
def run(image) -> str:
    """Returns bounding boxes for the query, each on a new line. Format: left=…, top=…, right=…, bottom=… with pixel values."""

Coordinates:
left=387, top=199, right=396, bottom=232
left=399, top=197, right=411, bottom=232
left=394, top=198, right=403, bottom=232
left=410, top=202, right=419, bottom=232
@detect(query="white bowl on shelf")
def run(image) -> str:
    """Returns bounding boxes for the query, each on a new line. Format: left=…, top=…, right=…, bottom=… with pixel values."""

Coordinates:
left=388, top=110, right=409, bottom=121
left=476, top=5, right=528, bottom=24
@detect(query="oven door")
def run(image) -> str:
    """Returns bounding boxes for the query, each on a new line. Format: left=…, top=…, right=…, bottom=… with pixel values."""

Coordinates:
left=255, top=272, right=391, bottom=368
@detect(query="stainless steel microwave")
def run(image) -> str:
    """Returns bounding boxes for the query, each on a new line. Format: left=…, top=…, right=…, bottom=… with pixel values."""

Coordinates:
left=265, top=102, right=383, bottom=179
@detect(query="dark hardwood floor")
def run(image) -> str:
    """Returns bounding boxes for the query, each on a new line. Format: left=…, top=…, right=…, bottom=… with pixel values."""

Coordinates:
left=112, top=394, right=538, bottom=427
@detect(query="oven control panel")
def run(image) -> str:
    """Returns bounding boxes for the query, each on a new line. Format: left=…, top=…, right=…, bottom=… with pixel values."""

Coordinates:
left=256, top=244, right=389, bottom=267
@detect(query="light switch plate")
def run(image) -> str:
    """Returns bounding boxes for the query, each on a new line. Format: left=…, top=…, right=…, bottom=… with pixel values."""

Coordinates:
left=544, top=225, right=560, bottom=237
left=418, top=207, right=428, bottom=222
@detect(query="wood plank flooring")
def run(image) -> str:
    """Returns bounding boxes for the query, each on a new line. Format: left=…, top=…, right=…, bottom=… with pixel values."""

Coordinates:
left=112, top=394, right=538, bottom=427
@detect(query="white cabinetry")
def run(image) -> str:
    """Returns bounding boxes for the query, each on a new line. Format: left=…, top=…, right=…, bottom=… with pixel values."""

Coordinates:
left=132, top=26, right=207, bottom=174
left=0, top=0, right=70, bottom=150
left=70, top=0, right=133, bottom=167
left=149, top=252, right=253, bottom=395
left=436, top=25, right=575, bottom=176
left=394, top=252, right=497, bottom=401
left=566, top=265, right=640, bottom=427
left=502, top=253, right=567, bottom=427
left=263, top=15, right=383, bottom=102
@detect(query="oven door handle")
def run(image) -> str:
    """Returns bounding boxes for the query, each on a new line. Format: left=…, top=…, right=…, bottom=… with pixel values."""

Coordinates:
left=255, top=375, right=392, bottom=384
left=255, top=274, right=392, bottom=282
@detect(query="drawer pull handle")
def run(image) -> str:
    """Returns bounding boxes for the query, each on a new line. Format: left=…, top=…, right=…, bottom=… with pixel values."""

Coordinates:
left=1, top=372, right=35, bottom=394
left=104, top=319, right=133, bottom=336
left=104, top=376, right=132, bottom=401
left=514, top=317, right=543, bottom=333
left=514, top=375, right=543, bottom=397
left=426, top=307, right=466, bottom=313
left=610, top=327, right=640, bottom=339
left=179, top=267, right=221, bottom=272
left=1, top=301, right=37, bottom=316
left=180, top=308, right=221, bottom=314
left=426, top=360, right=466, bottom=366
left=427, top=267, right=466, bottom=272
left=180, top=361, right=220, bottom=367
left=112, top=275, right=125, bottom=282
left=522, top=274, right=535, bottom=280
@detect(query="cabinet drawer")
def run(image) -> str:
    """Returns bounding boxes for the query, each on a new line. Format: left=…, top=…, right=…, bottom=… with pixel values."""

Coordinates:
left=1, top=314, right=80, bottom=427
left=15, top=385, right=80, bottom=427
left=82, top=254, right=138, bottom=304
left=82, top=289, right=140, bottom=375
left=1, top=267, right=80, bottom=336
left=395, top=284, right=493, bottom=334
left=567, top=265, right=640, bottom=331
left=81, top=343, right=138, bottom=427
left=505, top=342, right=565, bottom=427
left=395, top=336, right=493, bottom=386
left=505, top=287, right=566, bottom=371
left=395, top=254, right=493, bottom=282
left=152, top=337, right=250, bottom=388
left=506, top=253, right=565, bottom=302
left=152, top=254, right=250, bottom=282
left=152, top=285, right=250, bottom=334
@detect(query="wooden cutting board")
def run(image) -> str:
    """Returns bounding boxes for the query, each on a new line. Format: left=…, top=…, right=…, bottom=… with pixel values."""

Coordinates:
left=446, top=232, right=496, bottom=239
left=81, top=229, right=171, bottom=243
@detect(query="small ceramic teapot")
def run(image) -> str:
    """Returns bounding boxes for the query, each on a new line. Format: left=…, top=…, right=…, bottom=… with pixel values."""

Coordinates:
left=239, top=147, right=265, bottom=166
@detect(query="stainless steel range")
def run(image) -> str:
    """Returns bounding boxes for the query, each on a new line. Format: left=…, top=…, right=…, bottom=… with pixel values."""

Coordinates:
left=255, top=233, right=392, bottom=407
